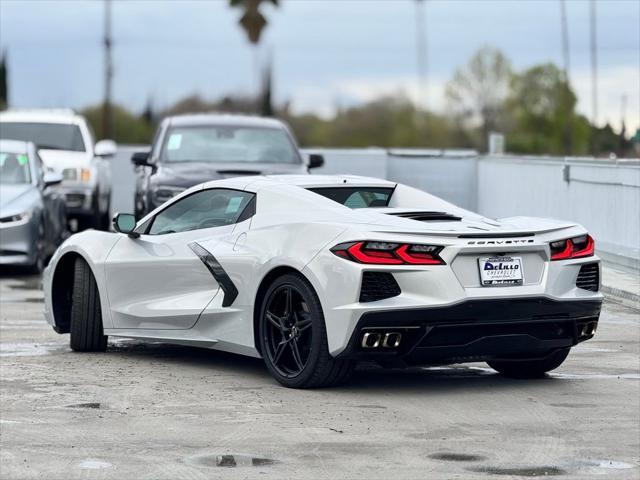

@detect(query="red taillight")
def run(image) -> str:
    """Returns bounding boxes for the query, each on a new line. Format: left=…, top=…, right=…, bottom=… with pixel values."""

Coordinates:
left=332, top=241, right=445, bottom=265
left=550, top=234, right=594, bottom=261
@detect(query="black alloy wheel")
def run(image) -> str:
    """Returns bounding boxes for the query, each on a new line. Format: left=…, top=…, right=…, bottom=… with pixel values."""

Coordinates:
left=259, top=273, right=354, bottom=388
left=263, top=283, right=313, bottom=377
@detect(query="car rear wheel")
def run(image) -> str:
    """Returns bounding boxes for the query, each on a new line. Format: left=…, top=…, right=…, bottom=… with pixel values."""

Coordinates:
left=487, top=348, right=570, bottom=378
left=70, top=258, right=108, bottom=352
left=259, top=273, right=354, bottom=388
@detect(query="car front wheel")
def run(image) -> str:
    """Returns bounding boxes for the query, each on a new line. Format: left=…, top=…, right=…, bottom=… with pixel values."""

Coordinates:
left=70, top=258, right=108, bottom=352
left=259, top=273, right=354, bottom=388
left=487, top=348, right=570, bottom=378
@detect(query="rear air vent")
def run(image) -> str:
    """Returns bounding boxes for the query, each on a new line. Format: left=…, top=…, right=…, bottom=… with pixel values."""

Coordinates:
left=360, top=272, right=401, bottom=303
left=387, top=211, right=462, bottom=222
left=576, top=263, right=599, bottom=292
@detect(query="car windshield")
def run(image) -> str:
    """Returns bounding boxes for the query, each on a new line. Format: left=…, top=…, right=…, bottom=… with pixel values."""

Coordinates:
left=0, top=122, right=86, bottom=152
left=160, top=126, right=301, bottom=164
left=308, top=187, right=394, bottom=208
left=0, top=151, right=32, bottom=184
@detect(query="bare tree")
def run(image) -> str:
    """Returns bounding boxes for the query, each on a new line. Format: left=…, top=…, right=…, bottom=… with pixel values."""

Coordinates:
left=445, top=46, right=512, bottom=151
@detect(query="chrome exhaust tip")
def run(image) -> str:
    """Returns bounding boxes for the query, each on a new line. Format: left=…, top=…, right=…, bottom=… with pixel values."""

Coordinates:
left=382, top=332, right=402, bottom=348
left=361, top=332, right=382, bottom=348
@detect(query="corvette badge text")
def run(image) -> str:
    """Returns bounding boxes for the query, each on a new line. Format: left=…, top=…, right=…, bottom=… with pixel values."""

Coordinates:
left=467, top=239, right=534, bottom=245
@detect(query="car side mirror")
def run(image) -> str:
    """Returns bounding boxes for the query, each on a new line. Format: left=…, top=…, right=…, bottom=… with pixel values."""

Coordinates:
left=113, top=213, right=140, bottom=238
left=308, top=153, right=324, bottom=169
left=131, top=151, right=151, bottom=167
left=94, top=139, right=117, bottom=158
left=43, top=171, right=63, bottom=187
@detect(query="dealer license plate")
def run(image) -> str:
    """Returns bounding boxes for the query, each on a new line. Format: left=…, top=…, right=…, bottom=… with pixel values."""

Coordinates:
left=478, top=256, right=523, bottom=286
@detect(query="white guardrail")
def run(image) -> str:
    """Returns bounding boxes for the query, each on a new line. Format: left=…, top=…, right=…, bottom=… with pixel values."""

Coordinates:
left=304, top=148, right=640, bottom=270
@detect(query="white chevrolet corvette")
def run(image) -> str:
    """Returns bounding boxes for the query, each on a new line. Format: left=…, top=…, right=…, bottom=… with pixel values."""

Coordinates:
left=43, top=175, right=602, bottom=388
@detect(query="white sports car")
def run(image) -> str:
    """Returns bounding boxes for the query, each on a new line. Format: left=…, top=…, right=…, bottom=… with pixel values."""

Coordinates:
left=43, top=175, right=602, bottom=388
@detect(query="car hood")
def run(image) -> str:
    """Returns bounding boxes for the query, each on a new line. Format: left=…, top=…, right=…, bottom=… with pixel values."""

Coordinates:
left=38, top=149, right=92, bottom=172
left=0, top=184, right=36, bottom=214
left=154, top=161, right=308, bottom=188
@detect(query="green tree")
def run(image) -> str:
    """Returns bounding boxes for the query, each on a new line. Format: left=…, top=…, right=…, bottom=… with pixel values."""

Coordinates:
left=445, top=46, right=512, bottom=151
left=506, top=63, right=589, bottom=155
left=81, top=104, right=153, bottom=144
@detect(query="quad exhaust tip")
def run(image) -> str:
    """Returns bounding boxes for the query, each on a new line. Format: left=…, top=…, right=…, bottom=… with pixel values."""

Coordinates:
left=580, top=322, right=597, bottom=338
left=361, top=332, right=402, bottom=349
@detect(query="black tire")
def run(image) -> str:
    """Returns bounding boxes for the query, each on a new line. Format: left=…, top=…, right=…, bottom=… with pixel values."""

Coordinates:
left=487, top=348, right=570, bottom=378
left=27, top=221, right=46, bottom=274
left=70, top=258, right=108, bottom=352
left=259, top=273, right=354, bottom=388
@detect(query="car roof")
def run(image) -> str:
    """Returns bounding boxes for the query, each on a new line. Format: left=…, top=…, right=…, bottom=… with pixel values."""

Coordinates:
left=0, top=139, right=30, bottom=154
left=0, top=109, right=84, bottom=125
left=200, top=174, right=396, bottom=191
left=166, top=113, right=287, bottom=129
left=264, top=174, right=395, bottom=188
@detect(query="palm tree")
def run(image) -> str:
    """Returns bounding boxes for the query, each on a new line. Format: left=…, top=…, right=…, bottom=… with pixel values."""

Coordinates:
left=230, top=0, right=279, bottom=45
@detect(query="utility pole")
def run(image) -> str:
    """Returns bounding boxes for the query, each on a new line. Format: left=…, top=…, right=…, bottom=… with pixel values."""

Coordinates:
left=415, top=0, right=428, bottom=141
left=590, top=0, right=599, bottom=155
left=560, top=0, right=572, bottom=155
left=102, top=0, right=113, bottom=139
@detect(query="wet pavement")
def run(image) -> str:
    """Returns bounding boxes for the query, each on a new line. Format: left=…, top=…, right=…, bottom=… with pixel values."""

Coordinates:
left=0, top=271, right=639, bottom=479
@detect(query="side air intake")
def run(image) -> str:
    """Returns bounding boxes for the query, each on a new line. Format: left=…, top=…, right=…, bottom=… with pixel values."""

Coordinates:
left=360, top=272, right=401, bottom=303
left=576, top=263, right=599, bottom=292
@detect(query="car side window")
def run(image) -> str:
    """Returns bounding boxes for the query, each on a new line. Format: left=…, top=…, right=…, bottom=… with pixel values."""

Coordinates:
left=147, top=189, right=254, bottom=235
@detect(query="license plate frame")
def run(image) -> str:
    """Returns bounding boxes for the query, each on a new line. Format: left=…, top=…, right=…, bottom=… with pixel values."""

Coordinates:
left=478, top=256, right=523, bottom=286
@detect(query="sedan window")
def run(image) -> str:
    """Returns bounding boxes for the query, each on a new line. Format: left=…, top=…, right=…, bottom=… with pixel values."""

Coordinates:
left=0, top=152, right=32, bottom=184
left=148, top=189, right=254, bottom=235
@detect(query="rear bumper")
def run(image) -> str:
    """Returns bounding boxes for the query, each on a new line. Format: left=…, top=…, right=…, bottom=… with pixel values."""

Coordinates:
left=336, top=297, right=601, bottom=366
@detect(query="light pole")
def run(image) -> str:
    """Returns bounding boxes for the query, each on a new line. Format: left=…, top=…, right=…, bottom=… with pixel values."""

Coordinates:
left=415, top=0, right=428, bottom=141
left=560, top=0, right=572, bottom=155
left=102, top=0, right=113, bottom=139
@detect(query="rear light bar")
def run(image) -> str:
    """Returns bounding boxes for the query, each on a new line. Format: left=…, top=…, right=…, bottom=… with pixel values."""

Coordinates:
left=550, top=234, right=595, bottom=261
left=331, top=241, right=445, bottom=265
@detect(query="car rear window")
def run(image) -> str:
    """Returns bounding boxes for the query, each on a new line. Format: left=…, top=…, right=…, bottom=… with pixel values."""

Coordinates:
left=308, top=187, right=394, bottom=208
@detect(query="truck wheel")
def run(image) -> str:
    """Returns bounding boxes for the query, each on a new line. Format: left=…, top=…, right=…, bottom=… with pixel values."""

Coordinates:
left=70, top=258, right=108, bottom=352
left=487, top=348, right=570, bottom=378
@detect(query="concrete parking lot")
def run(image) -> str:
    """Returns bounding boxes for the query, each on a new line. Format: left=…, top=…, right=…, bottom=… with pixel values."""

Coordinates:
left=0, top=271, right=639, bottom=480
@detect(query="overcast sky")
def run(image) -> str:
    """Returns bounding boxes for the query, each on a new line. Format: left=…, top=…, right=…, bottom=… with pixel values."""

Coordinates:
left=1, top=0, right=638, bottom=132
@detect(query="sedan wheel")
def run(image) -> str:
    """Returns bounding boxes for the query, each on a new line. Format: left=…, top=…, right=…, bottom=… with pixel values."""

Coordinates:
left=28, top=221, right=46, bottom=274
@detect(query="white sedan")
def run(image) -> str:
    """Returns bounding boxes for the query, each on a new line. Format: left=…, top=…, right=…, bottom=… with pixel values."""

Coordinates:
left=43, top=175, right=602, bottom=388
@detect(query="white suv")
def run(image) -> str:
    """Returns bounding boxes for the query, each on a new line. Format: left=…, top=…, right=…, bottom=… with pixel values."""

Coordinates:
left=0, top=109, right=116, bottom=230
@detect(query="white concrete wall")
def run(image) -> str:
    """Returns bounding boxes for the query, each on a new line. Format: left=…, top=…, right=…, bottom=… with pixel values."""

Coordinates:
left=477, top=156, right=640, bottom=269
left=304, top=148, right=640, bottom=269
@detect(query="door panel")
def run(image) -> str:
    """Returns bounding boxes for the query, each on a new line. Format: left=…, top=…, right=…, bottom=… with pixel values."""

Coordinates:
left=104, top=228, right=231, bottom=329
